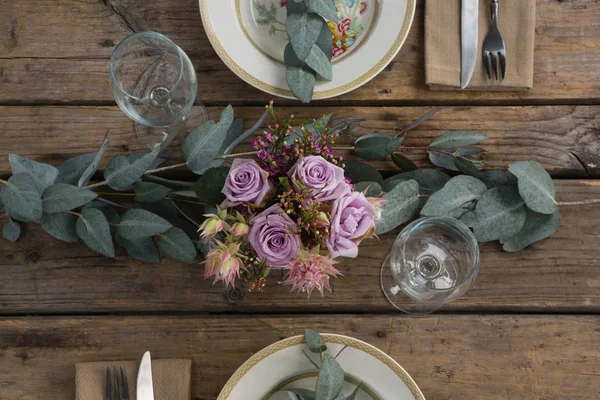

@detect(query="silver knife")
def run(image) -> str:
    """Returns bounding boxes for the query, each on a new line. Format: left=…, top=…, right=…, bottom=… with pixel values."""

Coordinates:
left=137, top=351, right=155, bottom=400
left=461, top=0, right=479, bottom=89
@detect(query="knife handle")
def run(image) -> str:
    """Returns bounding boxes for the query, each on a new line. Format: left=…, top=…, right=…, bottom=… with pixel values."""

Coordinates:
left=490, top=0, right=499, bottom=26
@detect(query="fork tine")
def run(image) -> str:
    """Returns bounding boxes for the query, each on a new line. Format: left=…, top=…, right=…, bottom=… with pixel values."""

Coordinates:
left=490, top=52, right=499, bottom=81
left=105, top=368, right=112, bottom=400
left=120, top=367, right=130, bottom=400
left=483, top=51, right=492, bottom=80
left=499, top=52, right=506, bottom=81
left=112, top=368, right=120, bottom=400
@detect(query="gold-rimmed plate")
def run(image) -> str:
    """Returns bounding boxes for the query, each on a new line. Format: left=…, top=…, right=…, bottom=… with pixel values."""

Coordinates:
left=217, top=333, right=425, bottom=400
left=200, top=0, right=416, bottom=100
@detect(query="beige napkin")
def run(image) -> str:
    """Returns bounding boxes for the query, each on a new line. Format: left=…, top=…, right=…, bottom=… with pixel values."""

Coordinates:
left=425, top=0, right=536, bottom=90
left=76, top=359, right=192, bottom=400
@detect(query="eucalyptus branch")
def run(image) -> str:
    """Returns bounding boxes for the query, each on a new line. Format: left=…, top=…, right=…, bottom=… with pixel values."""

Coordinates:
left=168, top=198, right=199, bottom=227
left=144, top=162, right=187, bottom=176
left=216, top=151, right=259, bottom=159
left=68, top=211, right=81, bottom=217
left=301, top=349, right=320, bottom=371
left=557, top=199, right=600, bottom=206
left=98, top=197, right=132, bottom=209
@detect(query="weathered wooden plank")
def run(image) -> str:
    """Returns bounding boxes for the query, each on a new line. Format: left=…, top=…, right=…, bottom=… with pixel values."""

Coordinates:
left=1, top=0, right=599, bottom=104
left=1, top=180, right=599, bottom=314
left=0, top=315, right=598, bottom=400
left=1, top=105, right=599, bottom=177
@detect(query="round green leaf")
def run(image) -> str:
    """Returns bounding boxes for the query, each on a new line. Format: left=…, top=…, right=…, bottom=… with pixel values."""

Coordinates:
left=9, top=154, right=58, bottom=191
left=157, top=227, right=197, bottom=263
left=286, top=11, right=324, bottom=60
left=376, top=180, right=420, bottom=235
left=192, top=167, right=230, bottom=205
left=76, top=208, right=115, bottom=258
left=2, top=219, right=21, bottom=242
left=500, top=209, right=561, bottom=252
left=134, top=182, right=172, bottom=203
left=384, top=169, right=450, bottom=207
left=353, top=182, right=382, bottom=197
left=42, top=184, right=98, bottom=213
left=287, top=65, right=316, bottom=103
left=391, top=154, right=417, bottom=171
left=78, top=137, right=109, bottom=187
left=304, top=44, right=332, bottom=80
left=40, top=212, right=78, bottom=243
left=305, top=329, right=327, bottom=353
left=429, top=131, right=488, bottom=150
left=482, top=170, right=517, bottom=189
left=421, top=175, right=487, bottom=217
left=306, top=0, right=339, bottom=21
left=508, top=161, right=557, bottom=215
left=353, top=134, right=394, bottom=161
left=104, top=147, right=161, bottom=191
left=55, top=153, right=97, bottom=185
left=0, top=173, right=43, bottom=222
left=118, top=209, right=172, bottom=240
left=316, top=354, right=344, bottom=400
left=116, top=233, right=160, bottom=263
left=343, top=161, right=383, bottom=186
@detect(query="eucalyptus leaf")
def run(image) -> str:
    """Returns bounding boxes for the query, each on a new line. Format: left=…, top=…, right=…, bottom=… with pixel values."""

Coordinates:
left=376, top=180, right=420, bottom=235
left=343, top=161, right=383, bottom=186
left=2, top=219, right=21, bottom=242
left=83, top=201, right=121, bottom=235
left=305, top=44, right=333, bottom=80
left=427, top=150, right=458, bottom=171
left=454, top=156, right=485, bottom=178
left=284, top=389, right=317, bottom=400
left=287, top=65, right=316, bottom=103
left=116, top=233, right=160, bottom=263
left=127, top=151, right=168, bottom=170
left=223, top=110, right=269, bottom=155
left=8, top=154, right=58, bottom=191
left=104, top=147, right=160, bottom=191
left=316, top=354, right=344, bottom=400
left=428, top=148, right=484, bottom=172
left=421, top=176, right=487, bottom=217
left=463, top=185, right=527, bottom=243
left=118, top=209, right=172, bottom=239
left=0, top=173, right=43, bottom=222
left=182, top=105, right=234, bottom=173
left=172, top=190, right=198, bottom=199
left=78, top=137, right=109, bottom=187
left=55, top=153, right=96, bottom=185
left=40, top=212, right=78, bottom=243
left=195, top=117, right=244, bottom=174
left=305, top=329, right=327, bottom=353
left=353, top=134, right=394, bottom=160
left=383, top=169, right=450, bottom=207
left=76, top=207, right=115, bottom=258
left=157, top=227, right=197, bottom=263
left=508, top=161, right=557, bottom=215
left=192, top=167, right=229, bottom=205
left=482, top=170, right=517, bottom=189
left=287, top=0, right=307, bottom=13
left=306, top=0, right=339, bottom=21
left=315, top=21, right=333, bottom=61
left=329, top=117, right=365, bottom=136
left=354, top=182, right=382, bottom=197
left=287, top=11, right=324, bottom=60
left=500, top=209, right=561, bottom=252
left=429, top=131, right=488, bottom=150
left=42, top=184, right=98, bottom=213
left=135, top=199, right=179, bottom=220
left=133, top=182, right=171, bottom=203
left=391, top=154, right=417, bottom=171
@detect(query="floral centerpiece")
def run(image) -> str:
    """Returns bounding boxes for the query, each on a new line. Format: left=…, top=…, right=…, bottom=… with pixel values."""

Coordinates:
left=199, top=104, right=378, bottom=295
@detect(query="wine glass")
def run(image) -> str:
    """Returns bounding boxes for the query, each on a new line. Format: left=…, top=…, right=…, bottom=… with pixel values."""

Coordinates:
left=110, top=31, right=207, bottom=149
left=381, top=217, right=480, bottom=314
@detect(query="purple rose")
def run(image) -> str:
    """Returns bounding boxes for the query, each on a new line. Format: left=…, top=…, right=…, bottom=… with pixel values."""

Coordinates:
left=221, top=158, right=275, bottom=207
left=249, top=205, right=301, bottom=268
left=288, top=156, right=350, bottom=202
left=327, top=192, right=376, bottom=258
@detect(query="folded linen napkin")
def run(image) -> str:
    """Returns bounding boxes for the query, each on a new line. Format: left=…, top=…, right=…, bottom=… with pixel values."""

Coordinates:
left=425, top=0, right=536, bottom=90
left=75, top=359, right=192, bottom=400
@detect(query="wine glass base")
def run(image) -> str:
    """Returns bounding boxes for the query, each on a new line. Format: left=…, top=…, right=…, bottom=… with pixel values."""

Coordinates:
left=380, top=252, right=444, bottom=315
left=135, top=105, right=208, bottom=150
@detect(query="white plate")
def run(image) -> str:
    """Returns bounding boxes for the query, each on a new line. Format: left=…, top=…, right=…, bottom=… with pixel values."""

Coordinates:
left=200, top=0, right=416, bottom=100
left=217, top=333, right=425, bottom=400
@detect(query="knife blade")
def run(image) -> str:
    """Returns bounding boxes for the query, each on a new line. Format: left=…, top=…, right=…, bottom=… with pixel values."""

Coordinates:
left=461, top=0, right=479, bottom=89
left=137, top=351, right=154, bottom=400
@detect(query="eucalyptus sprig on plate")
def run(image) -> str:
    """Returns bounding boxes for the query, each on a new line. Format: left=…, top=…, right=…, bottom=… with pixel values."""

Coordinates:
left=285, top=0, right=338, bottom=103
left=279, top=329, right=362, bottom=400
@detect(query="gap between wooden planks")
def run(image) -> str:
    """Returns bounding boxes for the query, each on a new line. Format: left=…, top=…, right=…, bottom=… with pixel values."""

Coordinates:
left=1, top=0, right=599, bottom=104
left=1, top=105, right=599, bottom=177
left=0, top=315, right=598, bottom=400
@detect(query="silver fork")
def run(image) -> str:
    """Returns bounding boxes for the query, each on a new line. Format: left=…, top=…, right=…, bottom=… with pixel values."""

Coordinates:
left=105, top=367, right=129, bottom=400
left=482, top=0, right=506, bottom=81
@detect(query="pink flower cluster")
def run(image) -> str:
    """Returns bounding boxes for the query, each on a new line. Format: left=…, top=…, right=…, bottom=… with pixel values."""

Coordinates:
left=199, top=109, right=381, bottom=297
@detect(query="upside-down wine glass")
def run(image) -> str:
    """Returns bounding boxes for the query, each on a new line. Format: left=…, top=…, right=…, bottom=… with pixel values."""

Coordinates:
left=381, top=217, right=480, bottom=314
left=110, top=31, right=207, bottom=149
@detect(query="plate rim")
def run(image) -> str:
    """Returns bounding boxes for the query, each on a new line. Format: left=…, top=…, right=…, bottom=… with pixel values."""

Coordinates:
left=216, top=333, right=426, bottom=400
left=199, top=0, right=417, bottom=100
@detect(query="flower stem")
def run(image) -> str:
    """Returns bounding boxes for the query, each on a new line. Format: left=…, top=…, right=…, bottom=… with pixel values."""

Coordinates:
left=0, top=178, right=7, bottom=185
left=85, top=181, right=107, bottom=190
left=172, top=198, right=206, bottom=206
left=216, top=151, right=259, bottom=159
left=68, top=211, right=81, bottom=217
left=145, top=162, right=187, bottom=175
left=332, top=146, right=355, bottom=151
left=557, top=199, right=600, bottom=206
left=94, top=192, right=136, bottom=197
left=169, top=198, right=199, bottom=227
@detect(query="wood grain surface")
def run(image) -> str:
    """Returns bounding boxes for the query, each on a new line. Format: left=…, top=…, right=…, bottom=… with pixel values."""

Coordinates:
left=1, top=105, right=599, bottom=177
left=1, top=180, right=599, bottom=314
left=1, top=0, right=599, bottom=104
left=0, top=315, right=598, bottom=400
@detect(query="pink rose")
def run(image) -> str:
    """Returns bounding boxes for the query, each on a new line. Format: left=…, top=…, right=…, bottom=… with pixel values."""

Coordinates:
left=327, top=192, right=376, bottom=258
left=249, top=205, right=301, bottom=268
left=337, top=18, right=351, bottom=34
left=288, top=156, right=351, bottom=203
left=221, top=158, right=274, bottom=207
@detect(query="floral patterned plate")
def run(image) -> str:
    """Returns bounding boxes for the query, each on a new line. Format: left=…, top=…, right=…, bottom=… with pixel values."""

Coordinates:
left=200, top=0, right=416, bottom=100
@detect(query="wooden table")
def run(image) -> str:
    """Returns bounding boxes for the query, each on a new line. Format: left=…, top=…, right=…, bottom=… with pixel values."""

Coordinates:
left=1, top=1, right=600, bottom=399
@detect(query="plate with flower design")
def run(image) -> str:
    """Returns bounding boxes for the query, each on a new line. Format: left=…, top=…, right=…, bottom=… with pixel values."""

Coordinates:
left=200, top=0, right=416, bottom=100
left=217, top=333, right=425, bottom=400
